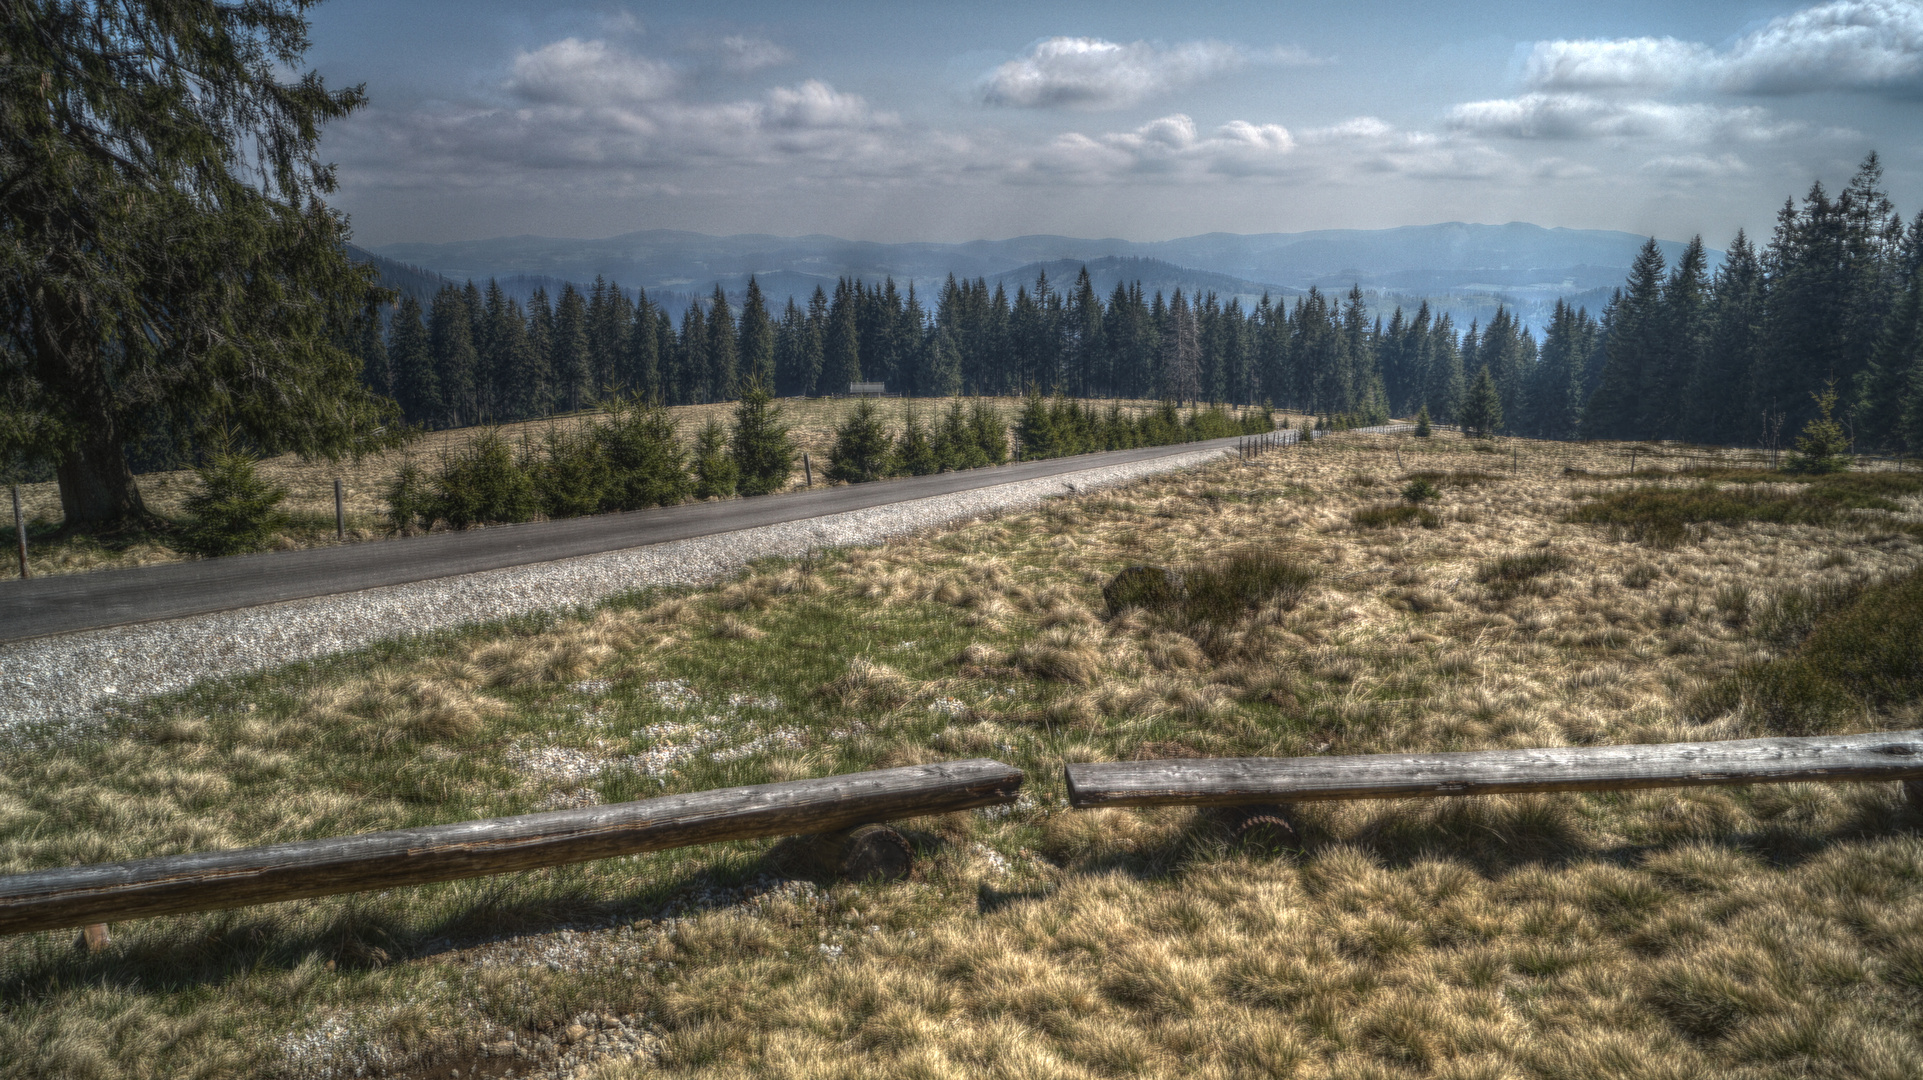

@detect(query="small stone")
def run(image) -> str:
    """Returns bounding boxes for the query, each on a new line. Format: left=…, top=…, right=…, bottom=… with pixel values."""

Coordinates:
left=565, top=1024, right=588, bottom=1043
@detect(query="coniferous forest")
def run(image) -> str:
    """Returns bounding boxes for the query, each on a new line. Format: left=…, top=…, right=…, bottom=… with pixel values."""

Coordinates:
left=356, top=154, right=1923, bottom=456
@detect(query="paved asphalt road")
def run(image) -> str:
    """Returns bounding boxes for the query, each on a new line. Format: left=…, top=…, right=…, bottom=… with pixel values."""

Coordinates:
left=1, top=434, right=1260, bottom=644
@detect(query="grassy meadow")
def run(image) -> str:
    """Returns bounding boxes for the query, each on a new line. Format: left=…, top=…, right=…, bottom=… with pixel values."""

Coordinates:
left=3, top=396, right=1287, bottom=579
left=3, top=430, right=1923, bottom=1079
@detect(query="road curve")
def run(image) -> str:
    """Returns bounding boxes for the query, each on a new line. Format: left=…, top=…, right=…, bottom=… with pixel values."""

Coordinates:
left=1, top=434, right=1269, bottom=643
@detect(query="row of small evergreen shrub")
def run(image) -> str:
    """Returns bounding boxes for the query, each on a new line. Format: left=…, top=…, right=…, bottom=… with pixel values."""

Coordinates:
left=1010, top=394, right=1276, bottom=463
left=822, top=398, right=1011, bottom=484
left=389, top=386, right=796, bottom=532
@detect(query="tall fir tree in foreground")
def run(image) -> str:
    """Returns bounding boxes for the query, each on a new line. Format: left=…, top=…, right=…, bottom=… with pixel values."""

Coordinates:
left=1, top=0, right=400, bottom=522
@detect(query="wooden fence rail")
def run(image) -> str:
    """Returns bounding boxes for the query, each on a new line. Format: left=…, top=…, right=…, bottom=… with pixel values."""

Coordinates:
left=0, top=759, right=1023, bottom=937
left=1066, top=732, right=1923, bottom=808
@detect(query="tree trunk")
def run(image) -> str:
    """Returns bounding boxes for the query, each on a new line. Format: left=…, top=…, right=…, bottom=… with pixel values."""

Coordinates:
left=32, top=302, right=145, bottom=525
left=57, top=425, right=144, bottom=525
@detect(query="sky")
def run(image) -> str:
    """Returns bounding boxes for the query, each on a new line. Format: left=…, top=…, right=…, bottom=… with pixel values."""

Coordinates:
left=306, top=0, right=1923, bottom=247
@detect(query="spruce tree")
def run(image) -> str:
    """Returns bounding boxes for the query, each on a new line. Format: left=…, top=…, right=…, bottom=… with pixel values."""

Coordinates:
left=824, top=278, right=861, bottom=393
left=1903, top=349, right=1923, bottom=456
left=933, top=398, right=985, bottom=470
left=432, top=430, right=538, bottom=529
left=774, top=298, right=805, bottom=397
left=1585, top=240, right=1665, bottom=438
left=1787, top=383, right=1852, bottom=473
left=478, top=280, right=511, bottom=420
left=1014, top=389, right=1057, bottom=459
left=182, top=443, right=290, bottom=556
left=357, top=304, right=391, bottom=400
left=693, top=417, right=738, bottom=499
left=708, top=285, right=738, bottom=402
left=0, top=0, right=400, bottom=522
left=429, top=285, right=478, bottom=427
left=738, top=277, right=776, bottom=391
left=1460, top=365, right=1502, bottom=439
left=626, top=293, right=660, bottom=403
left=1696, top=231, right=1764, bottom=445
left=729, top=379, right=795, bottom=496
left=926, top=328, right=963, bottom=398
left=894, top=401, right=940, bottom=476
left=596, top=397, right=690, bottom=509
left=535, top=423, right=608, bottom=519
left=389, top=295, right=439, bottom=426
left=969, top=398, right=1010, bottom=464
left=1655, top=237, right=1711, bottom=441
left=803, top=287, right=828, bottom=396
left=1854, top=220, right=1923, bottom=450
left=1413, top=404, right=1432, bottom=437
left=825, top=399, right=893, bottom=483
left=1162, top=290, right=1201, bottom=405
left=678, top=303, right=708, bottom=405
left=552, top=285, right=590, bottom=413
left=521, top=289, right=555, bottom=418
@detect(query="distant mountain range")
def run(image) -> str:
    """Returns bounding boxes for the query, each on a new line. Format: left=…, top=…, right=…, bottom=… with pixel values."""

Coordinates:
left=362, top=223, right=1714, bottom=332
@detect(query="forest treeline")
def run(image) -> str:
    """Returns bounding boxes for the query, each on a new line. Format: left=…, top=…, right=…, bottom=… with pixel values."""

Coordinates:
left=355, top=154, right=1923, bottom=453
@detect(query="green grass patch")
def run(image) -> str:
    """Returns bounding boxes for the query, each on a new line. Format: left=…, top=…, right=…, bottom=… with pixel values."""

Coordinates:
left=1694, top=567, right=1923, bottom=734
left=1178, top=549, right=1317, bottom=631
left=1565, top=472, right=1923, bottom=547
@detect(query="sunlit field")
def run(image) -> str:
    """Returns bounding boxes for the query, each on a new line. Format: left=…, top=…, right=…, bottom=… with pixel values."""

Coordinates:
left=3, top=429, right=1922, bottom=1079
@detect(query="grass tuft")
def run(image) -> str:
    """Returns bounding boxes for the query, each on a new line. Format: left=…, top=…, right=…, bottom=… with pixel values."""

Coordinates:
left=1694, top=567, right=1923, bottom=734
left=1567, top=471, right=1923, bottom=547
left=1352, top=502, right=1442, bottom=529
left=1178, top=548, right=1318, bottom=630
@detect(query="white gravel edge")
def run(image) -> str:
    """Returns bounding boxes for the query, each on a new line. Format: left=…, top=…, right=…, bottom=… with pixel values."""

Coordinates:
left=0, top=446, right=1232, bottom=736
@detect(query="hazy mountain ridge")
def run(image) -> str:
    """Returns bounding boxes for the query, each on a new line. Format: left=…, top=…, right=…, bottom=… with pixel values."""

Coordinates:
left=367, top=223, right=1713, bottom=332
left=376, top=222, right=1707, bottom=291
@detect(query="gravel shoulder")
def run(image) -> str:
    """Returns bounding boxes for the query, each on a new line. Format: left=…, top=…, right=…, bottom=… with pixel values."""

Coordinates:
left=0, top=446, right=1230, bottom=736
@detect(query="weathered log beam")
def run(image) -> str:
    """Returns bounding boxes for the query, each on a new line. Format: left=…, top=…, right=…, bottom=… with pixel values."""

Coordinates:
left=0, top=759, right=1023, bottom=937
left=1066, top=732, right=1923, bottom=808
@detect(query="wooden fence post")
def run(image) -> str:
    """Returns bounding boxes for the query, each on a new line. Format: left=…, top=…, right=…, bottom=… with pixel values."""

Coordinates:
left=333, top=479, right=345, bottom=542
left=11, top=485, right=25, bottom=580
left=802, top=452, right=813, bottom=487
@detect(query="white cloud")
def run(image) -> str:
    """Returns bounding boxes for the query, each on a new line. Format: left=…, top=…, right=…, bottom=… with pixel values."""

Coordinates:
left=1519, top=1, right=1923, bottom=98
left=1640, top=153, right=1750, bottom=178
left=1523, top=37, right=1712, bottom=91
left=978, top=37, right=1292, bottom=109
left=1719, top=0, right=1923, bottom=94
left=507, top=38, right=680, bottom=106
left=1447, top=93, right=1797, bottom=142
left=1018, top=111, right=1517, bottom=185
left=714, top=35, right=793, bottom=74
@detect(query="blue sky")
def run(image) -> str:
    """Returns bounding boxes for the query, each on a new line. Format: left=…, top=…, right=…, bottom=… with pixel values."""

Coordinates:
left=307, top=0, right=1923, bottom=246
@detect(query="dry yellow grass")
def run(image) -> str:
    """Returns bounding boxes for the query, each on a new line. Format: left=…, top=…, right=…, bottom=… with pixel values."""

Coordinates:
left=3, top=430, right=1922, bottom=1079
